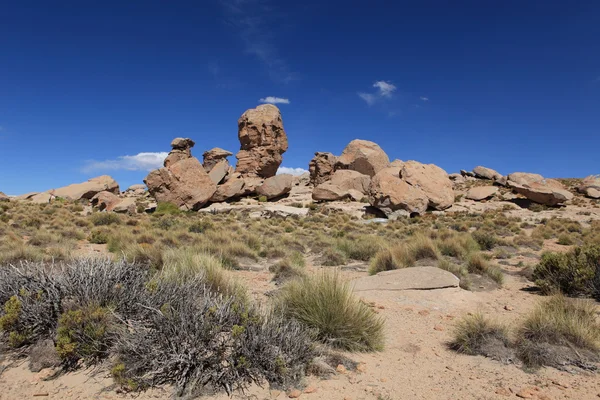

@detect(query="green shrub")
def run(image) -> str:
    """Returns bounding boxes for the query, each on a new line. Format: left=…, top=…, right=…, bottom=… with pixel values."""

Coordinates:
left=90, top=212, right=121, bottom=226
left=88, top=229, right=110, bottom=244
left=153, top=202, right=182, bottom=216
left=277, top=272, right=384, bottom=352
left=557, top=233, right=574, bottom=246
left=189, top=220, right=213, bottom=234
left=533, top=245, right=600, bottom=297
left=472, top=231, right=497, bottom=251
left=258, top=195, right=268, bottom=203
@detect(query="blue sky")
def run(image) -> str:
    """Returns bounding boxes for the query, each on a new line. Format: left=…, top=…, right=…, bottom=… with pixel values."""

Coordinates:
left=1, top=0, right=599, bottom=194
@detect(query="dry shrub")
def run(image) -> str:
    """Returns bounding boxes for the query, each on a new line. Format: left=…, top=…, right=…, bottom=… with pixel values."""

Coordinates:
left=450, top=313, right=513, bottom=362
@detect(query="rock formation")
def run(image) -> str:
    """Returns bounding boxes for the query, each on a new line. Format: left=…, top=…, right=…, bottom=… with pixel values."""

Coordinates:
left=472, top=166, right=503, bottom=181
left=466, top=186, right=498, bottom=201
left=309, top=152, right=337, bottom=185
left=335, top=139, right=390, bottom=177
left=52, top=176, right=120, bottom=201
left=91, top=191, right=122, bottom=211
left=313, top=170, right=371, bottom=201
left=256, top=174, right=293, bottom=200
left=145, top=157, right=216, bottom=211
left=203, top=148, right=233, bottom=172
left=164, top=138, right=195, bottom=167
left=400, top=161, right=454, bottom=210
left=235, top=104, right=288, bottom=178
left=506, top=173, right=573, bottom=206
left=578, top=175, right=600, bottom=199
left=368, top=166, right=429, bottom=217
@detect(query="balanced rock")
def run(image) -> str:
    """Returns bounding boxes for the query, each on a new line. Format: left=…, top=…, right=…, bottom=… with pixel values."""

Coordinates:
left=53, top=176, right=119, bottom=200
left=145, top=157, right=216, bottom=211
left=235, top=104, right=288, bottom=178
left=313, top=170, right=370, bottom=201
left=203, top=148, right=233, bottom=172
left=91, top=191, right=121, bottom=211
left=578, top=175, right=600, bottom=199
left=309, top=152, right=337, bottom=185
left=335, top=139, right=390, bottom=177
left=466, top=186, right=498, bottom=201
left=257, top=174, right=293, bottom=200
left=400, top=161, right=454, bottom=210
left=164, top=138, right=195, bottom=167
left=208, top=159, right=230, bottom=184
left=473, top=166, right=503, bottom=181
left=0, top=192, right=9, bottom=202
left=448, top=173, right=466, bottom=184
left=368, top=166, right=429, bottom=216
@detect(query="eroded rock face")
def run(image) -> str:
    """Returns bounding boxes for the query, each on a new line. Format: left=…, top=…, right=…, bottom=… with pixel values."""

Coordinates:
left=473, top=166, right=503, bottom=181
left=312, top=170, right=371, bottom=201
left=466, top=186, right=498, bottom=201
left=368, top=167, right=429, bottom=217
left=53, top=176, right=120, bottom=200
left=203, top=148, right=233, bottom=172
left=144, top=157, right=216, bottom=211
left=235, top=104, right=288, bottom=178
left=335, top=139, right=390, bottom=177
left=164, top=138, right=195, bottom=168
left=579, top=175, right=600, bottom=199
left=208, top=159, right=230, bottom=185
left=256, top=174, right=293, bottom=200
left=400, top=161, right=454, bottom=210
left=309, top=152, right=337, bottom=185
left=91, top=191, right=121, bottom=211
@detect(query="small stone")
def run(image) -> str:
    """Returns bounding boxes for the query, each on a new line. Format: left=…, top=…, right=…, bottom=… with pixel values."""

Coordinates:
left=288, top=389, right=302, bottom=398
left=516, top=388, right=537, bottom=398
left=495, top=387, right=510, bottom=396
left=356, top=363, right=367, bottom=373
left=270, top=389, right=282, bottom=398
left=552, top=380, right=569, bottom=389
left=504, top=305, right=514, bottom=311
left=446, top=366, right=455, bottom=371
left=418, top=310, right=430, bottom=316
left=380, top=378, right=387, bottom=383
left=336, top=364, right=347, bottom=374
left=434, top=325, right=445, bottom=331
left=303, top=386, right=317, bottom=394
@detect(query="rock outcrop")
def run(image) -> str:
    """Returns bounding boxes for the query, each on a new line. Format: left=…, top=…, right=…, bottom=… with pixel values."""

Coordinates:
left=313, top=170, right=371, bottom=201
left=256, top=174, right=293, bottom=200
left=506, top=173, right=573, bottom=206
left=309, top=152, right=337, bottom=185
left=208, top=160, right=230, bottom=185
left=466, top=186, right=498, bottom=201
left=235, top=104, right=288, bottom=178
left=400, top=161, right=454, bottom=210
left=203, top=148, right=233, bottom=172
left=145, top=157, right=217, bottom=211
left=210, top=178, right=246, bottom=203
left=506, top=172, right=544, bottom=187
left=164, top=138, right=195, bottom=167
left=335, top=139, right=390, bottom=177
left=91, top=191, right=122, bottom=211
left=578, top=175, right=600, bottom=199
left=0, top=192, right=9, bottom=202
left=473, top=166, right=503, bottom=181
left=368, top=166, right=429, bottom=217
left=53, top=176, right=120, bottom=200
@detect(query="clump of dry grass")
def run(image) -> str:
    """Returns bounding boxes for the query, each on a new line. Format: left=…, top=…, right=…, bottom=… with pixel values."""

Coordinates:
left=449, top=313, right=512, bottom=362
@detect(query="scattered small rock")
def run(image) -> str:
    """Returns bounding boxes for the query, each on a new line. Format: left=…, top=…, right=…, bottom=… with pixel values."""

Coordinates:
left=336, top=364, right=347, bottom=374
left=288, top=389, right=302, bottom=398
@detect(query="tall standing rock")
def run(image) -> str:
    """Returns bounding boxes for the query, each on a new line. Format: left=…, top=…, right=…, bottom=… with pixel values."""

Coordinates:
left=335, top=139, right=390, bottom=177
left=235, top=104, right=288, bottom=178
left=164, top=138, right=195, bottom=167
left=309, top=152, right=337, bottom=185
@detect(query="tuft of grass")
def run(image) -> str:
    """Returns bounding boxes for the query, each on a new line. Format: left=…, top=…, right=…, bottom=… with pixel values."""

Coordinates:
left=557, top=233, right=574, bottom=246
left=336, top=236, right=382, bottom=262
left=320, top=248, right=348, bottom=266
left=277, top=272, right=385, bottom=352
left=472, top=231, right=497, bottom=251
left=407, top=234, right=439, bottom=260
left=153, top=202, right=182, bottom=216
left=450, top=313, right=511, bottom=358
left=466, top=253, right=490, bottom=274
left=90, top=212, right=121, bottom=226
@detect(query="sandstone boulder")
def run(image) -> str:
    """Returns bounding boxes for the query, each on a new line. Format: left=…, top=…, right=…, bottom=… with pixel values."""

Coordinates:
left=210, top=178, right=246, bottom=202
left=256, top=174, right=294, bottom=200
left=335, top=139, right=390, bottom=177
left=368, top=166, right=429, bottom=216
left=308, top=152, right=337, bottom=185
left=400, top=161, right=454, bottom=210
left=112, top=198, right=137, bottom=214
left=126, top=184, right=146, bottom=192
left=235, top=104, right=288, bottom=178
left=578, top=175, right=600, bottom=199
left=293, top=172, right=310, bottom=187
left=0, top=192, right=9, bottom=202
left=91, top=191, right=121, bottom=211
left=466, top=186, right=498, bottom=201
left=313, top=170, right=371, bottom=201
left=208, top=159, right=230, bottom=184
left=30, top=193, right=53, bottom=204
left=507, top=172, right=544, bottom=186
left=389, top=159, right=404, bottom=168
left=460, top=169, right=475, bottom=177
left=510, top=179, right=573, bottom=206
left=164, top=138, right=195, bottom=167
left=353, top=267, right=459, bottom=292
left=144, top=157, right=216, bottom=210
left=473, top=166, right=503, bottom=181
left=53, top=176, right=119, bottom=200
left=448, top=173, right=465, bottom=184
left=203, top=148, right=233, bottom=172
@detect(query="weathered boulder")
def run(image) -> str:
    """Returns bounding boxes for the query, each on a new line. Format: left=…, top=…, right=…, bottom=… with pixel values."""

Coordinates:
left=293, top=172, right=310, bottom=187
left=510, top=179, right=573, bottom=206
left=353, top=267, right=459, bottom=292
left=256, top=174, right=293, bottom=200
left=210, top=178, right=246, bottom=202
left=309, top=152, right=337, bottom=185
left=368, top=166, right=429, bottom=216
left=208, top=159, right=230, bottom=185
left=335, top=139, right=390, bottom=177
left=0, top=192, right=9, bottom=202
left=400, top=161, right=454, bottom=210
left=53, top=176, right=120, bottom=200
left=578, top=175, right=600, bottom=199
left=112, top=198, right=137, bottom=214
left=389, top=159, right=404, bottom=168
left=460, top=169, right=475, bottom=177
left=506, top=172, right=544, bottom=186
left=473, top=166, right=503, bottom=181
left=30, top=193, right=53, bottom=204
left=448, top=173, right=466, bottom=184
left=235, top=104, right=288, bottom=178
left=203, top=148, right=233, bottom=172
left=126, top=184, right=146, bottom=192
left=164, top=138, right=195, bottom=168
left=312, top=170, right=371, bottom=201
left=466, top=186, right=498, bottom=201
left=144, top=157, right=216, bottom=210
left=91, top=191, right=121, bottom=211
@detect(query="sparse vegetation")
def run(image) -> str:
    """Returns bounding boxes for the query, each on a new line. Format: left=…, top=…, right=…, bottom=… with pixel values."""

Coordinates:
left=450, top=313, right=512, bottom=361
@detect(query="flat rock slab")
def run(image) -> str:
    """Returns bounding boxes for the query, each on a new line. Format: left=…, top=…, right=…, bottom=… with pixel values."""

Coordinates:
left=353, top=267, right=459, bottom=292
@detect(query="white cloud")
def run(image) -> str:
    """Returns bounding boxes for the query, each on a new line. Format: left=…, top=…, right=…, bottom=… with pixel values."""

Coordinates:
left=277, top=166, right=308, bottom=176
left=373, top=81, right=396, bottom=97
left=358, top=92, right=377, bottom=106
left=83, top=152, right=168, bottom=173
left=420, top=96, right=429, bottom=101
left=259, top=96, right=290, bottom=104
